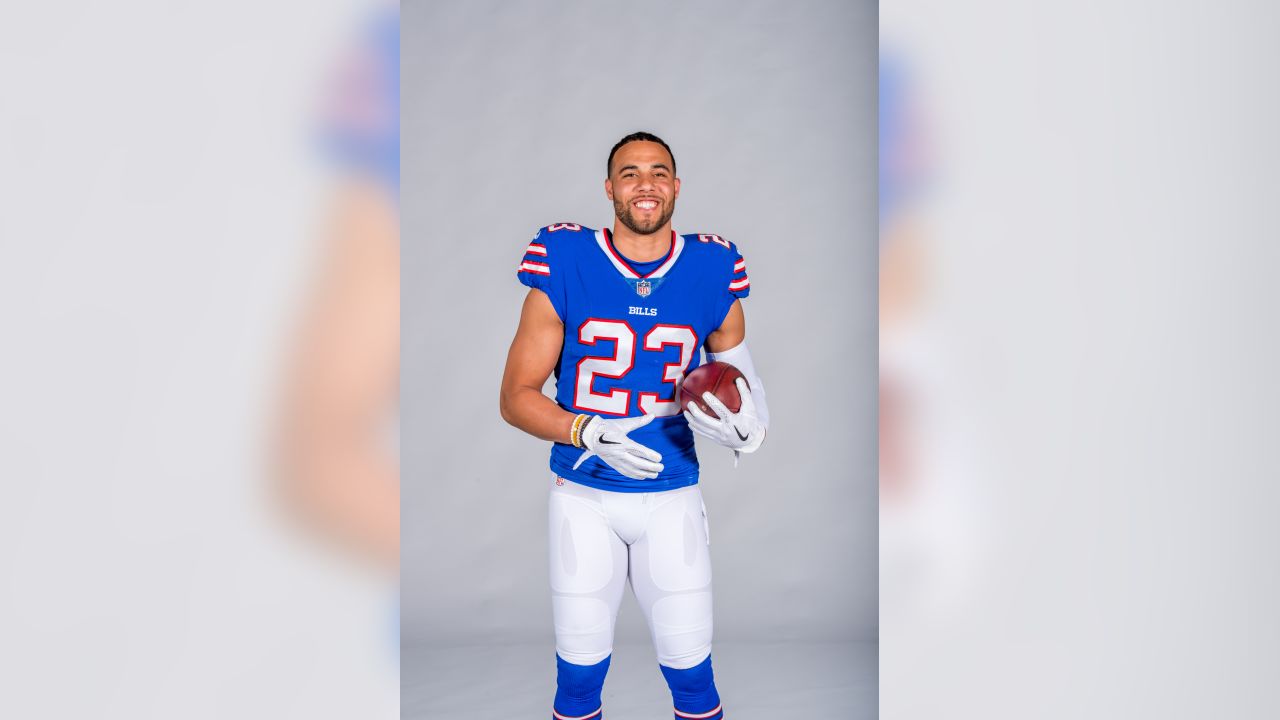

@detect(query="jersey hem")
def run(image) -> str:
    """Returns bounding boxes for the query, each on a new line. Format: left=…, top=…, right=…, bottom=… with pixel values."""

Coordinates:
left=550, top=457, right=699, bottom=493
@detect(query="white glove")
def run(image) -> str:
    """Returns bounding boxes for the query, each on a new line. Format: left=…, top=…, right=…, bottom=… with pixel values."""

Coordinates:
left=572, top=413, right=664, bottom=480
left=684, top=378, right=766, bottom=458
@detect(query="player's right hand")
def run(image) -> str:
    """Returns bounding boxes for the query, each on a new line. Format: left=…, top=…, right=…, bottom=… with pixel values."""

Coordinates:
left=572, top=413, right=664, bottom=480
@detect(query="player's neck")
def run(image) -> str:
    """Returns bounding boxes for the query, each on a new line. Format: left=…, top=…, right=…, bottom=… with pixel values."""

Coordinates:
left=611, top=221, right=674, bottom=263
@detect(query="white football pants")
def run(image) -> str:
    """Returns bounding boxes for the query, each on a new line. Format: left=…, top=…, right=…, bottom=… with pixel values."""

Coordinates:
left=548, top=477, right=714, bottom=670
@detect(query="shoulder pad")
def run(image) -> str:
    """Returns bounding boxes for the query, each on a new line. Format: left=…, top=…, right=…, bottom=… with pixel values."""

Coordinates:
left=685, top=232, right=734, bottom=252
left=540, top=222, right=594, bottom=236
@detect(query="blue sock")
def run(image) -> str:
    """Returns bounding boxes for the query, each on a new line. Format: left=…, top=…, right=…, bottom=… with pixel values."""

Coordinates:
left=553, top=654, right=610, bottom=719
left=660, top=655, right=723, bottom=719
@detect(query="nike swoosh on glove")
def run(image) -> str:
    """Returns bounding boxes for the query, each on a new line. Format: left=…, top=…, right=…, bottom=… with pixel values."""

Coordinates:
left=684, top=378, right=766, bottom=457
left=572, top=413, right=665, bottom=480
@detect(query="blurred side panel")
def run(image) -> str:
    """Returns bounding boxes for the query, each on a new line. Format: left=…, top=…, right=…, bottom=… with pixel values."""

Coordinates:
left=0, top=2, right=399, bottom=717
left=882, top=2, right=1280, bottom=718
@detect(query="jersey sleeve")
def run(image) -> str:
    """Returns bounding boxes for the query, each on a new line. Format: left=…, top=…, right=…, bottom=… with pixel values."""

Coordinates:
left=728, top=244, right=751, bottom=299
left=711, top=239, right=751, bottom=328
left=516, top=227, right=567, bottom=320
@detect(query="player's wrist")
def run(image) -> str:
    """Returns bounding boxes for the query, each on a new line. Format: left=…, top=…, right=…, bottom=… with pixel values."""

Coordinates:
left=571, top=413, right=595, bottom=449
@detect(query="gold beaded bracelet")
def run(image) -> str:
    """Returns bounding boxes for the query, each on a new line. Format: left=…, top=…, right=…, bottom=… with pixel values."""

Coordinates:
left=570, top=414, right=588, bottom=448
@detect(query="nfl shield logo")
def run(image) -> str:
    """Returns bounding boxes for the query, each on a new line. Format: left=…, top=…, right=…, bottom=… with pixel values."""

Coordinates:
left=635, top=279, right=652, bottom=297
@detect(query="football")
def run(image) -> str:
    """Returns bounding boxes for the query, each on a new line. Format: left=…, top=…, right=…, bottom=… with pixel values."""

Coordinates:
left=679, top=361, right=748, bottom=416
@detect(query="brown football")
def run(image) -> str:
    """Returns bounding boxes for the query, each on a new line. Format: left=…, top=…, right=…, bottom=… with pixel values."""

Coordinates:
left=679, top=361, right=748, bottom=415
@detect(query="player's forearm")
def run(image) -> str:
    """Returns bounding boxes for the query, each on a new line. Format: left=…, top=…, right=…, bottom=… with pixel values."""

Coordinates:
left=500, top=385, right=577, bottom=444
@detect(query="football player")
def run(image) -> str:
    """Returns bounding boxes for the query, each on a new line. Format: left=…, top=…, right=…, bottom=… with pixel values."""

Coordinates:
left=500, top=132, right=771, bottom=720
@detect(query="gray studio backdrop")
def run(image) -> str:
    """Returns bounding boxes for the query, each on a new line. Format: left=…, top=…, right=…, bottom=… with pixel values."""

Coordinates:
left=403, top=0, right=876, bottom=649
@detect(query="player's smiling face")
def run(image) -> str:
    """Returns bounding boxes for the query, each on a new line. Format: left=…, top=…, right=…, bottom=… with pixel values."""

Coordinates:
left=605, top=141, right=680, bottom=236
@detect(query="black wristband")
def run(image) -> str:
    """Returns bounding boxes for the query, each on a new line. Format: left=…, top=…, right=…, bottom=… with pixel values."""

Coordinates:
left=578, top=415, right=596, bottom=449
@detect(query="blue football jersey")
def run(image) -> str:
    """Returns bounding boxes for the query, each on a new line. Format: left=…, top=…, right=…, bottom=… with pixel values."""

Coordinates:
left=517, top=223, right=752, bottom=492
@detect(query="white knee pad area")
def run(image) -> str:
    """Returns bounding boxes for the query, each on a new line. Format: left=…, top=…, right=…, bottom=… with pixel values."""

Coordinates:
left=650, top=592, right=714, bottom=669
left=552, top=596, right=615, bottom=666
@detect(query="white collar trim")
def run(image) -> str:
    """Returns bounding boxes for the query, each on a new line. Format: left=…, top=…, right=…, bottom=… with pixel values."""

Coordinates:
left=594, top=229, right=685, bottom=280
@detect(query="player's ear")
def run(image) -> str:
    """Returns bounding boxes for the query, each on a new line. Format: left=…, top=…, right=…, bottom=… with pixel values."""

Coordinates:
left=673, top=177, right=680, bottom=198
left=604, top=177, right=614, bottom=201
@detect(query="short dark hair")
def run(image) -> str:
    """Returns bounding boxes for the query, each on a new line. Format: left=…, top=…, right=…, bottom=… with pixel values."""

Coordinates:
left=607, top=131, right=676, bottom=177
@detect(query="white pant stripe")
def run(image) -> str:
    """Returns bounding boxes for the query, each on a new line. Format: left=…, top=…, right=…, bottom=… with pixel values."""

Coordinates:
left=675, top=703, right=722, bottom=719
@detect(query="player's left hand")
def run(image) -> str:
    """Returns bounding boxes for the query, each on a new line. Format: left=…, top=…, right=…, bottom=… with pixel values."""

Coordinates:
left=684, top=378, right=765, bottom=457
